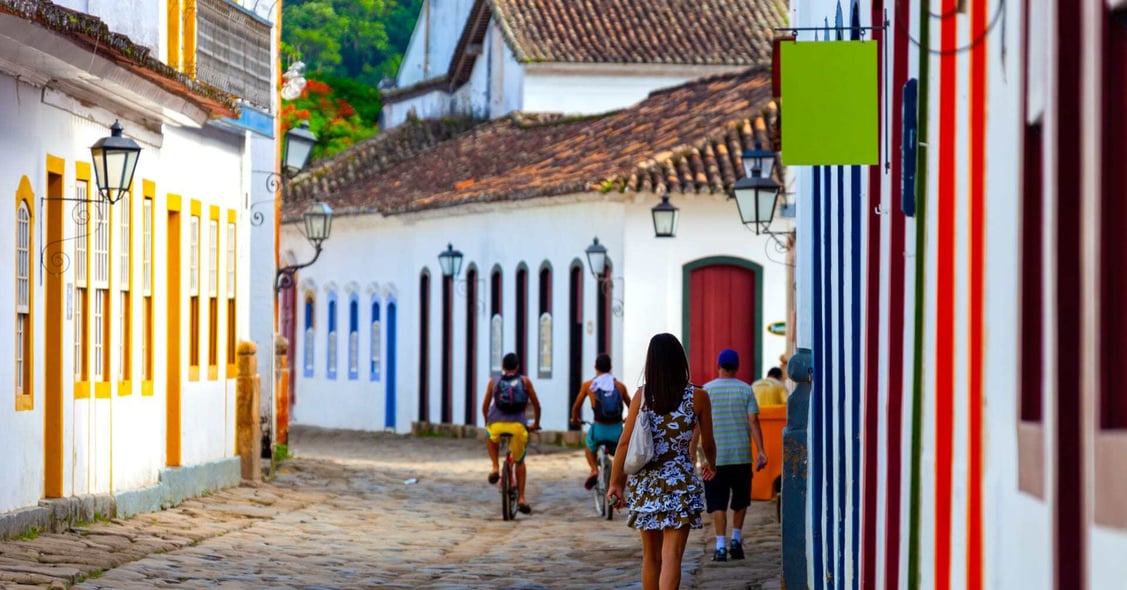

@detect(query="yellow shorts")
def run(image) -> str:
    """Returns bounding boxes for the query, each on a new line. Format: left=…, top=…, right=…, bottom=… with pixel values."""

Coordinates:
left=486, top=421, right=529, bottom=462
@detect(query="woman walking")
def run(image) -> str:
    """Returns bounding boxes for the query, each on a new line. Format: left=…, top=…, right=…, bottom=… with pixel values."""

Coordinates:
left=608, top=333, right=717, bottom=590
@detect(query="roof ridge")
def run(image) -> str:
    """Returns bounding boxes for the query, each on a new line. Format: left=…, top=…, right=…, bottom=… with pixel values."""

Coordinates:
left=644, top=66, right=771, bottom=100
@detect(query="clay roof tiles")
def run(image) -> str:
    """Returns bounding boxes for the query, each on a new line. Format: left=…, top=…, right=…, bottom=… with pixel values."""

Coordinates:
left=286, top=68, right=778, bottom=221
left=489, top=0, right=787, bottom=66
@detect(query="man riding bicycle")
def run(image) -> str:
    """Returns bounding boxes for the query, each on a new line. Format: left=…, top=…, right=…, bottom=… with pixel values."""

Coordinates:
left=484, top=352, right=541, bottom=514
left=569, top=353, right=632, bottom=490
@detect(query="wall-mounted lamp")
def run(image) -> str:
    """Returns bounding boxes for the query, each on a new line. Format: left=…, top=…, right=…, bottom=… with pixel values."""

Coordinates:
left=651, top=194, right=679, bottom=238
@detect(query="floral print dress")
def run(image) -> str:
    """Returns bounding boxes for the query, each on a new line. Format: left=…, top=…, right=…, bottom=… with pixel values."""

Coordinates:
left=626, top=385, right=705, bottom=530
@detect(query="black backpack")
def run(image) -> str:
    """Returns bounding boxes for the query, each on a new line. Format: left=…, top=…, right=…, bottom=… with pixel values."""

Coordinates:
left=592, top=382, right=624, bottom=422
left=495, top=374, right=529, bottom=413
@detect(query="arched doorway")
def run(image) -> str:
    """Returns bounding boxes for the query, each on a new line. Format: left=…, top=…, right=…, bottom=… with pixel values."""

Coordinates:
left=683, top=257, right=763, bottom=386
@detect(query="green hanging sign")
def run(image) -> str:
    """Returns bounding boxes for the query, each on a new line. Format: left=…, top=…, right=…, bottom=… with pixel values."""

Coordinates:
left=779, top=41, right=879, bottom=165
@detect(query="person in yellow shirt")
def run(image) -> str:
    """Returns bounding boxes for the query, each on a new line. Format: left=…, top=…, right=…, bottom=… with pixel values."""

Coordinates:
left=751, top=367, right=788, bottom=406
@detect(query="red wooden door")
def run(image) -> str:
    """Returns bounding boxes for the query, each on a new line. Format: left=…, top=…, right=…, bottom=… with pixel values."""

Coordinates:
left=688, top=264, right=757, bottom=386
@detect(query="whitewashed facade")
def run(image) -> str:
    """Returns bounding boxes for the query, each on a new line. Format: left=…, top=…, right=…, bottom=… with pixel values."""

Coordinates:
left=0, top=0, right=279, bottom=526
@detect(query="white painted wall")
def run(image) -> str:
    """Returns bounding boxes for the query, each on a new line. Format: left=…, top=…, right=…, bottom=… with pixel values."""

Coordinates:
left=522, top=68, right=738, bottom=115
left=397, top=0, right=477, bottom=87
left=382, top=89, right=456, bottom=130
left=51, top=1, right=161, bottom=54
left=0, top=69, right=249, bottom=515
left=284, top=191, right=789, bottom=435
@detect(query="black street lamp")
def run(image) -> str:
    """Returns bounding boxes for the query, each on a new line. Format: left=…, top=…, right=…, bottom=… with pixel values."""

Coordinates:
left=437, top=243, right=465, bottom=278
left=651, top=194, right=679, bottom=238
left=585, top=236, right=608, bottom=278
left=283, top=121, right=318, bottom=178
left=90, top=120, right=141, bottom=205
left=732, top=144, right=782, bottom=235
left=275, top=201, right=333, bottom=294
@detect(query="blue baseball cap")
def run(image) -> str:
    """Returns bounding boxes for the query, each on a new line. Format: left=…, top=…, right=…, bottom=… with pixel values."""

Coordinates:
left=718, top=348, right=739, bottom=370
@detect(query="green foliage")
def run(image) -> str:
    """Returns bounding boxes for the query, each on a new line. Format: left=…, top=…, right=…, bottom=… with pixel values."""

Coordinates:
left=282, top=79, right=379, bottom=161
left=15, top=527, right=39, bottom=541
left=282, top=0, right=422, bottom=86
left=274, top=443, right=292, bottom=461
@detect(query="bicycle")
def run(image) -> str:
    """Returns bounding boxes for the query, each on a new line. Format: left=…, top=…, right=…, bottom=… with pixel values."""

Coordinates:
left=497, top=433, right=520, bottom=521
left=583, top=422, right=616, bottom=521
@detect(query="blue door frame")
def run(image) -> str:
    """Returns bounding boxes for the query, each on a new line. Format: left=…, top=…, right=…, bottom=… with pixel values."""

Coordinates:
left=386, top=300, right=398, bottom=429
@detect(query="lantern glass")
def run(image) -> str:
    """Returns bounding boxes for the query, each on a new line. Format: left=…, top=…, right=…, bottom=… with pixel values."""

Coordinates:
left=438, top=243, right=465, bottom=278
left=585, top=237, right=608, bottom=277
left=741, top=148, right=776, bottom=181
left=733, top=176, right=781, bottom=232
left=651, top=195, right=679, bottom=238
left=284, top=121, right=318, bottom=176
left=89, top=120, right=141, bottom=205
left=303, top=201, right=333, bottom=246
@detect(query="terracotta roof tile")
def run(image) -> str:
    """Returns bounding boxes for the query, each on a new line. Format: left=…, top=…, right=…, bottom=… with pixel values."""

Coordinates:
left=490, top=0, right=787, bottom=66
left=287, top=68, right=779, bottom=221
left=0, top=0, right=238, bottom=118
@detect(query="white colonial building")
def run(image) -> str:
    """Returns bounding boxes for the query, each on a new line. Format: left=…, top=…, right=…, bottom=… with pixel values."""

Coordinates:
left=0, top=0, right=281, bottom=535
left=281, top=0, right=793, bottom=434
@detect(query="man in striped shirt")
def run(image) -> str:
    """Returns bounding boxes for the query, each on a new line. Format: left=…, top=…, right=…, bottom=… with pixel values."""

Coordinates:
left=695, top=348, right=768, bottom=562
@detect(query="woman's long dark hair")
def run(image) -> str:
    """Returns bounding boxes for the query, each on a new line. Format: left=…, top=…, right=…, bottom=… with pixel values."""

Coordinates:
left=642, top=333, right=691, bottom=415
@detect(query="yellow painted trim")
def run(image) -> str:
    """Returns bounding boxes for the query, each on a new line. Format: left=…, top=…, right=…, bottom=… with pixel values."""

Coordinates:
left=117, top=380, right=132, bottom=396
left=75, top=381, right=91, bottom=399
left=142, top=380, right=153, bottom=397
left=227, top=209, right=236, bottom=224
left=143, top=179, right=156, bottom=198
left=189, top=365, right=200, bottom=381
left=168, top=0, right=181, bottom=70
left=144, top=181, right=155, bottom=385
left=167, top=209, right=182, bottom=466
left=190, top=199, right=201, bottom=216
left=44, top=162, right=65, bottom=498
left=184, top=0, right=197, bottom=78
left=209, top=205, right=219, bottom=220
left=46, top=154, right=65, bottom=175
left=208, top=365, right=218, bottom=380
left=168, top=193, right=182, bottom=212
left=75, top=161, right=90, bottom=181
left=95, top=382, right=111, bottom=399
left=15, top=177, right=35, bottom=411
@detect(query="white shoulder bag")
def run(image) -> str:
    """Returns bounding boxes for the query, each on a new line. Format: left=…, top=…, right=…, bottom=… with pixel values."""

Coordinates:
left=624, top=398, right=655, bottom=475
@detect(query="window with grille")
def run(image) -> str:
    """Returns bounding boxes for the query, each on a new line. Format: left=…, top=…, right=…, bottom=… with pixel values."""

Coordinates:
left=327, top=294, right=338, bottom=379
left=74, top=188, right=88, bottom=382
left=226, top=222, right=236, bottom=369
left=349, top=297, right=359, bottom=379
left=119, top=194, right=131, bottom=383
left=370, top=301, right=381, bottom=381
left=208, top=219, right=218, bottom=374
left=142, top=197, right=153, bottom=383
left=16, top=201, right=31, bottom=397
left=190, top=215, right=200, bottom=372
left=93, top=201, right=109, bottom=381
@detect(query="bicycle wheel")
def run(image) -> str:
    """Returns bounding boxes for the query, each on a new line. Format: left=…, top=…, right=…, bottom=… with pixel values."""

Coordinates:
left=592, top=447, right=608, bottom=517
left=501, top=460, right=514, bottom=521
left=599, top=449, right=613, bottom=521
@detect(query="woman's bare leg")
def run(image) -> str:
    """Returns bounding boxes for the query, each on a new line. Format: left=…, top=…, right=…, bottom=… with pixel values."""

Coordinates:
left=639, top=529, right=663, bottom=590
left=659, top=527, right=692, bottom=590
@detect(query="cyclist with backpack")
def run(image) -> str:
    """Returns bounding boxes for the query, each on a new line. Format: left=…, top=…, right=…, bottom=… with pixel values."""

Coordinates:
left=569, top=353, right=632, bottom=490
left=483, top=352, right=542, bottom=514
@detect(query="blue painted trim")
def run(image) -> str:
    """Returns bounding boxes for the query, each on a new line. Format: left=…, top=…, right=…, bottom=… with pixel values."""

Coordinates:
left=811, top=165, right=824, bottom=589
left=386, top=298, right=398, bottom=429
left=823, top=164, right=834, bottom=588
left=370, top=299, right=381, bottom=382
left=327, top=292, right=338, bottom=380
left=837, top=164, right=846, bottom=590
left=348, top=295, right=360, bottom=380
left=849, top=7, right=862, bottom=588
left=220, top=104, right=275, bottom=138
left=303, top=295, right=315, bottom=378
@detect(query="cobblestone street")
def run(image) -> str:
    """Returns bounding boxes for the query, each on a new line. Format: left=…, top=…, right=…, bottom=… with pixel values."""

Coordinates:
left=0, top=427, right=780, bottom=589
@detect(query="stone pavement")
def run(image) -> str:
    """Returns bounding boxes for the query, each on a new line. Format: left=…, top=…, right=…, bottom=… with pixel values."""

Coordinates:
left=0, top=427, right=781, bottom=589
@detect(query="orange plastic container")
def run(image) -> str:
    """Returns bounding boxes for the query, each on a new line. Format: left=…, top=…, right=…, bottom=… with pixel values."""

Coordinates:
left=751, top=404, right=786, bottom=500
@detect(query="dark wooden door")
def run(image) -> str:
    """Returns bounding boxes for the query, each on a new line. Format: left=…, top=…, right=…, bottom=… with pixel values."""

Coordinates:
left=687, top=263, right=758, bottom=386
